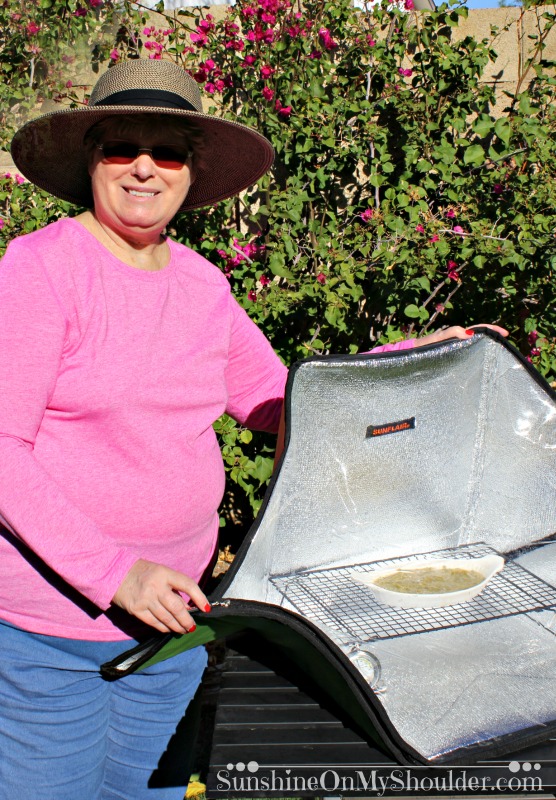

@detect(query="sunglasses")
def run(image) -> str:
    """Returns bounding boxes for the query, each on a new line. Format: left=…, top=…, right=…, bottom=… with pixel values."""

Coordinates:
left=97, top=141, right=192, bottom=170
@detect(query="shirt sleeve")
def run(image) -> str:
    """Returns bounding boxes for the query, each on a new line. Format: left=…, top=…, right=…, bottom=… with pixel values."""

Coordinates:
left=0, top=239, right=138, bottom=610
left=224, top=298, right=288, bottom=433
left=366, top=338, right=416, bottom=354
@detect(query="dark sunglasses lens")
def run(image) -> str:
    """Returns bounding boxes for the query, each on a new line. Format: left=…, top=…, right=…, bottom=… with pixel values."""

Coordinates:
left=101, top=142, right=138, bottom=164
left=151, top=147, right=188, bottom=169
left=100, top=143, right=187, bottom=169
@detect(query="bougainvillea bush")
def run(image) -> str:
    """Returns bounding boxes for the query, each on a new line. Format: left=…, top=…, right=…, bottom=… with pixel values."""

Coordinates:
left=2, top=0, right=556, bottom=539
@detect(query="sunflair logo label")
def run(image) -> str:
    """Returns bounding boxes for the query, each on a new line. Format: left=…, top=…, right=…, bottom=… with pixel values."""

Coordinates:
left=366, top=416, right=415, bottom=438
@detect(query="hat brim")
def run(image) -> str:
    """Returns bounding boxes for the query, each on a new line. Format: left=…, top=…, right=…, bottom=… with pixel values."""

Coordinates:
left=11, top=106, right=274, bottom=212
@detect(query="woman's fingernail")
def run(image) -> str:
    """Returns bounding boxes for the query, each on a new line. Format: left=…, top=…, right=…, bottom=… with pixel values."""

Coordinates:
left=465, top=329, right=475, bottom=336
left=204, top=603, right=212, bottom=613
left=187, top=623, right=197, bottom=633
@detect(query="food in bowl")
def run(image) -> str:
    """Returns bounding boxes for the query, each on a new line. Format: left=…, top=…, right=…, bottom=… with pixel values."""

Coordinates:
left=351, top=554, right=505, bottom=609
left=372, top=565, right=485, bottom=594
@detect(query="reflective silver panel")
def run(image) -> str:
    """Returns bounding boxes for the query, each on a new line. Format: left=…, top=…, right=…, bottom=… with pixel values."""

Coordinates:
left=227, top=335, right=556, bottom=761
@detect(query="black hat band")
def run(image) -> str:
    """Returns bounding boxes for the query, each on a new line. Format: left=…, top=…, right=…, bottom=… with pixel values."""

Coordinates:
left=95, top=89, right=198, bottom=112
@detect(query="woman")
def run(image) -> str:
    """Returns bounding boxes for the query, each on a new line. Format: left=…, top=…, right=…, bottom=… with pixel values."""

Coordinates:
left=1, top=59, right=506, bottom=799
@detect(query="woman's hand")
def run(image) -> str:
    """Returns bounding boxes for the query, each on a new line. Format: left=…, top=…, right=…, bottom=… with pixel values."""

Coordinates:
left=111, top=559, right=210, bottom=634
left=414, top=323, right=509, bottom=348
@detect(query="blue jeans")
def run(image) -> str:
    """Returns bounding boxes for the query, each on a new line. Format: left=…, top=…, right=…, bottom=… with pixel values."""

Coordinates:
left=0, top=621, right=207, bottom=800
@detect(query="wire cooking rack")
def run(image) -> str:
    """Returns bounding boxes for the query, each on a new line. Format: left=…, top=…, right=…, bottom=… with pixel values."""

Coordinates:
left=269, top=544, right=556, bottom=642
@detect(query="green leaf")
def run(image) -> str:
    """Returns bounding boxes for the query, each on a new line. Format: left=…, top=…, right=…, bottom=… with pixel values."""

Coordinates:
left=494, top=117, right=511, bottom=145
left=404, top=304, right=421, bottom=319
left=310, top=79, right=326, bottom=98
left=463, top=144, right=485, bottom=166
left=268, top=251, right=294, bottom=280
left=473, top=115, right=494, bottom=138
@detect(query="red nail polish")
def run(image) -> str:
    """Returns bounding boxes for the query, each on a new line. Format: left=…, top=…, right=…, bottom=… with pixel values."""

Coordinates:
left=465, top=329, right=475, bottom=336
left=204, top=603, right=212, bottom=613
left=187, top=623, right=197, bottom=633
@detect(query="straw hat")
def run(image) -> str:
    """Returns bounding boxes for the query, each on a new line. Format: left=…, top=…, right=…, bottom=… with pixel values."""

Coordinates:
left=10, top=59, right=274, bottom=212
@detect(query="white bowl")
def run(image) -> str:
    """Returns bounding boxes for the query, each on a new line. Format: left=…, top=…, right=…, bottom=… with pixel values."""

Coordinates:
left=351, top=554, right=505, bottom=609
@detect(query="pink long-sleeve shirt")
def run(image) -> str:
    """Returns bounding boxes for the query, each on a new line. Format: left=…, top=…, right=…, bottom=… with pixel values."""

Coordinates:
left=0, top=218, right=414, bottom=641
left=0, top=218, right=290, bottom=640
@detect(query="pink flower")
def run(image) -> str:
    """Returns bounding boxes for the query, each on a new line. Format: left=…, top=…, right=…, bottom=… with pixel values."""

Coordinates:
left=528, top=330, right=539, bottom=346
left=65, top=80, right=73, bottom=88
left=398, top=68, right=412, bottom=77
left=319, top=27, right=338, bottom=51
left=72, top=7, right=87, bottom=16
left=0, top=219, right=4, bottom=230
left=143, top=26, right=154, bottom=35
left=3, top=174, right=10, bottom=179
left=493, top=183, right=504, bottom=194
left=205, top=82, right=216, bottom=94
left=260, top=65, right=275, bottom=79
left=198, top=17, right=215, bottom=34
left=262, top=86, right=274, bottom=101
left=243, top=55, right=257, bottom=66
left=446, top=260, right=459, bottom=281
left=88, top=0, right=103, bottom=7
left=242, top=5, right=257, bottom=16
left=530, top=348, right=541, bottom=358
left=360, top=208, right=373, bottom=222
left=435, top=303, right=445, bottom=313
left=261, top=12, right=276, bottom=24
left=248, top=290, right=257, bottom=302
left=308, top=49, right=322, bottom=59
left=190, top=32, right=208, bottom=46
left=445, top=209, right=456, bottom=219
left=225, top=39, right=245, bottom=51
left=316, top=272, right=327, bottom=285
left=405, top=0, right=415, bottom=8
left=26, top=22, right=41, bottom=34
left=453, top=225, right=465, bottom=236
left=430, top=234, right=440, bottom=243
left=278, top=106, right=292, bottom=119
left=367, top=37, right=376, bottom=46
left=202, top=58, right=216, bottom=70
left=259, top=275, right=271, bottom=286
left=109, top=48, right=119, bottom=61
left=415, top=224, right=425, bottom=233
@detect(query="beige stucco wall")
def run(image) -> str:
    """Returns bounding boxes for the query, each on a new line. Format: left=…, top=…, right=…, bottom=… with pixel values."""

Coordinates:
left=3, top=5, right=555, bottom=174
left=453, top=5, right=556, bottom=114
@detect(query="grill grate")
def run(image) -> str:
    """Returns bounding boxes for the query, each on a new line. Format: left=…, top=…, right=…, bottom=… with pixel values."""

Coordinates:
left=270, top=544, right=556, bottom=642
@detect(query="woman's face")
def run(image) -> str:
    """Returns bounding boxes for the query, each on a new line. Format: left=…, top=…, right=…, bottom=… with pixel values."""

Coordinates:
left=88, top=121, right=194, bottom=244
